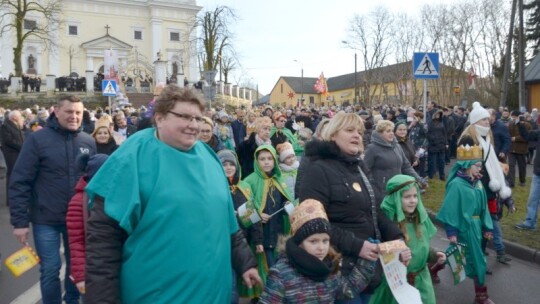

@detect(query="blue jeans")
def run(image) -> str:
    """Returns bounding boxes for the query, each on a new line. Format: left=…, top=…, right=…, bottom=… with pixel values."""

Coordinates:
left=335, top=293, right=372, bottom=304
left=33, top=224, right=80, bottom=304
left=427, top=151, right=445, bottom=179
left=523, top=174, right=540, bottom=228
left=231, top=269, right=239, bottom=304
left=491, top=216, right=505, bottom=253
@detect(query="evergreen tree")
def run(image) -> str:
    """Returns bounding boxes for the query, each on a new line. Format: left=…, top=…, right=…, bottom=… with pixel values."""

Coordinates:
left=525, top=0, right=540, bottom=55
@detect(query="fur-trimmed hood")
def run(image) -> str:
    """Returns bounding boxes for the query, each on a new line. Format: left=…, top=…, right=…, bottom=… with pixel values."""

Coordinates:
left=304, top=139, right=361, bottom=166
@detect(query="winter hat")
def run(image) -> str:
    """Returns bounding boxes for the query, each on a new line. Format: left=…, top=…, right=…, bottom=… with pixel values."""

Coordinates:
left=217, top=149, right=237, bottom=166
left=76, top=153, right=109, bottom=181
left=510, top=110, right=521, bottom=117
left=91, top=116, right=113, bottom=137
left=276, top=142, right=295, bottom=162
left=290, top=199, right=331, bottom=244
left=218, top=110, right=229, bottom=120
left=469, top=101, right=490, bottom=125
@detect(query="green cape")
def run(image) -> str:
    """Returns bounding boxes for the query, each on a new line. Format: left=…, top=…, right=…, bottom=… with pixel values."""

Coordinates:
left=270, top=126, right=303, bottom=155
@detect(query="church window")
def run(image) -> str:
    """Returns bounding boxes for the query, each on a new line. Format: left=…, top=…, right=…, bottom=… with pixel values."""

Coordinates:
left=134, top=30, right=142, bottom=40
left=68, top=25, right=78, bottom=36
left=24, top=19, right=37, bottom=30
left=170, top=32, right=180, bottom=41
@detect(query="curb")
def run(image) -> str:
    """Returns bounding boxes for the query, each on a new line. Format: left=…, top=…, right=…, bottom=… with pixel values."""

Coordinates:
left=426, top=209, right=540, bottom=266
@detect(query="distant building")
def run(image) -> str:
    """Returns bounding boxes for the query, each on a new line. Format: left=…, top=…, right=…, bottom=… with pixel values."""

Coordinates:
left=269, top=61, right=469, bottom=108
left=524, top=53, right=540, bottom=111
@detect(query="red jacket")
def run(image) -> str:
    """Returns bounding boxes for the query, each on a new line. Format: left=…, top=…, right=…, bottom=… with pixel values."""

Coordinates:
left=66, top=177, right=87, bottom=283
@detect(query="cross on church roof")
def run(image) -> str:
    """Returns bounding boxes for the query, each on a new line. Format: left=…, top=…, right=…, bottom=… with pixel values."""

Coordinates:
left=105, top=24, right=111, bottom=35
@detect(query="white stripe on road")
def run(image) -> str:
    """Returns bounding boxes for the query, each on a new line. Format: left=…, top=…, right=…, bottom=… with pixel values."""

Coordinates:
left=10, top=248, right=66, bottom=304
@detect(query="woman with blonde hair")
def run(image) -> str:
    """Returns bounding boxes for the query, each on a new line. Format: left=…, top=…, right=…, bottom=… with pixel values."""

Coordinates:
left=237, top=116, right=273, bottom=177
left=299, top=113, right=410, bottom=304
left=198, top=116, right=223, bottom=152
left=364, top=120, right=423, bottom=199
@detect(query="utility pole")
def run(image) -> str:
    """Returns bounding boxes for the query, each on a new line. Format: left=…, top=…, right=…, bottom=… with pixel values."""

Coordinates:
left=518, top=0, right=526, bottom=111
left=294, top=59, right=304, bottom=106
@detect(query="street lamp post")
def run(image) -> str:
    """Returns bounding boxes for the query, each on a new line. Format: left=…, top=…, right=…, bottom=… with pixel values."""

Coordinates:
left=294, top=59, right=304, bottom=106
left=342, top=41, right=358, bottom=105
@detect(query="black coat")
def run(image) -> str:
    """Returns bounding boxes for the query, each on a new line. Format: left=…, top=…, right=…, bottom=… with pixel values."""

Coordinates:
left=1, top=119, right=24, bottom=175
left=427, top=118, right=448, bottom=152
left=236, top=132, right=258, bottom=178
left=298, top=140, right=403, bottom=293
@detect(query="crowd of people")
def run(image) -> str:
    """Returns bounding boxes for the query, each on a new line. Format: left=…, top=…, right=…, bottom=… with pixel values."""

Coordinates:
left=0, top=84, right=539, bottom=304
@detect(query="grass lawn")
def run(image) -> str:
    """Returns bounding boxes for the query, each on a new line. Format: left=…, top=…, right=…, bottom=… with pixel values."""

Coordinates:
left=421, top=177, right=540, bottom=252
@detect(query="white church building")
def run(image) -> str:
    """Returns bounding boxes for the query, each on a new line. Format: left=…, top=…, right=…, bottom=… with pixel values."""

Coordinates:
left=0, top=0, right=202, bottom=90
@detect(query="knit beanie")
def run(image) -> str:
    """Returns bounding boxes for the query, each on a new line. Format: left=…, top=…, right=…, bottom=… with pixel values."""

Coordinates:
left=217, top=149, right=237, bottom=166
left=276, top=142, right=295, bottom=162
left=469, top=101, right=490, bottom=125
left=76, top=153, right=109, bottom=181
left=290, top=199, right=331, bottom=244
left=91, top=116, right=112, bottom=137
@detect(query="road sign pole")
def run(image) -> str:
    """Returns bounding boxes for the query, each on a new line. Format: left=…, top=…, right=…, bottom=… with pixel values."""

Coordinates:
left=108, top=96, right=112, bottom=115
left=423, top=80, right=427, bottom=120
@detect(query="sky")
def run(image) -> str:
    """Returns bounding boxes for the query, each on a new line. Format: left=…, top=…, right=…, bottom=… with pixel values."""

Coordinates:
left=196, top=0, right=455, bottom=95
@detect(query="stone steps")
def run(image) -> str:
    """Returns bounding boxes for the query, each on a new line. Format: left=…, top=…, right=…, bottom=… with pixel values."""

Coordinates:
left=126, top=93, right=154, bottom=108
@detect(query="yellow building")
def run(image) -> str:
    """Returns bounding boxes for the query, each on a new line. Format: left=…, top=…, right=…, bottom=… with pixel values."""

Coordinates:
left=0, top=0, right=201, bottom=88
left=269, top=61, right=468, bottom=108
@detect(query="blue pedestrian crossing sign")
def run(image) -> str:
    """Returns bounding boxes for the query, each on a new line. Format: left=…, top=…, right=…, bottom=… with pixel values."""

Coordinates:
left=413, top=52, right=439, bottom=79
left=102, top=80, right=117, bottom=96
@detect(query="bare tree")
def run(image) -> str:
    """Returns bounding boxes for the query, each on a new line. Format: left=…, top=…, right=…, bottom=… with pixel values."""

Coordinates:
left=220, top=55, right=237, bottom=84
left=0, top=0, right=62, bottom=76
left=346, top=6, right=395, bottom=105
left=195, top=6, right=237, bottom=73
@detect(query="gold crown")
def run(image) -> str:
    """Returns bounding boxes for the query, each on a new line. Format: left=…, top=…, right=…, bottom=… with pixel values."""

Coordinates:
left=456, top=144, right=483, bottom=161
left=290, top=199, right=328, bottom=234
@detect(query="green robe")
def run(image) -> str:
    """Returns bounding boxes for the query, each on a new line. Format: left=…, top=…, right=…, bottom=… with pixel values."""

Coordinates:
left=86, top=128, right=238, bottom=303
left=370, top=175, right=438, bottom=304
left=436, top=166, right=493, bottom=285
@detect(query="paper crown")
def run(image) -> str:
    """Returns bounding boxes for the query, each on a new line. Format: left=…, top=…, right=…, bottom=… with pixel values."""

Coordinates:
left=456, top=144, right=483, bottom=161
left=290, top=199, right=328, bottom=234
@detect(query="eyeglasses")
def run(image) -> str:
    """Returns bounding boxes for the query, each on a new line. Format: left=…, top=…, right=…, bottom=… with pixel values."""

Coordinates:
left=167, top=110, right=204, bottom=123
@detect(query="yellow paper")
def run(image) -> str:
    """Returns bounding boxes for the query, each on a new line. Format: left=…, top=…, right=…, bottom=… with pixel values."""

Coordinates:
left=5, top=246, right=40, bottom=277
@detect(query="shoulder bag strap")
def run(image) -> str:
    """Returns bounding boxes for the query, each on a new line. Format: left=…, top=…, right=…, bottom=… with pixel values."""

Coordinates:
left=358, top=166, right=382, bottom=240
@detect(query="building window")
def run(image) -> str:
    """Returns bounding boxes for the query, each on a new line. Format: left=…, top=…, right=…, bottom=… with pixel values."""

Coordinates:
left=24, top=19, right=37, bottom=30
left=170, top=32, right=180, bottom=41
left=134, top=30, right=142, bottom=40
left=68, top=25, right=78, bottom=36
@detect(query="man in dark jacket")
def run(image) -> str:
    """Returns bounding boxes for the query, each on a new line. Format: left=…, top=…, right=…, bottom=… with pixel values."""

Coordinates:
left=230, top=109, right=246, bottom=146
left=515, top=123, right=540, bottom=230
left=507, top=111, right=530, bottom=187
left=113, top=112, right=137, bottom=143
left=488, top=109, right=511, bottom=159
left=9, top=96, right=96, bottom=304
left=1, top=110, right=25, bottom=206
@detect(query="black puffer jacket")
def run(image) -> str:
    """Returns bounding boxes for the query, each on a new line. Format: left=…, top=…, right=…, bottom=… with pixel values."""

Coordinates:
left=298, top=140, right=403, bottom=293
left=427, top=112, right=448, bottom=153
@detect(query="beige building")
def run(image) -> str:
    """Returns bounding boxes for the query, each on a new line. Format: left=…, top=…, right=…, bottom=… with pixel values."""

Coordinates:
left=0, top=0, right=202, bottom=90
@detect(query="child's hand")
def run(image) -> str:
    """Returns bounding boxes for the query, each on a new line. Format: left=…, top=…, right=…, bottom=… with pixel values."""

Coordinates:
left=399, top=248, right=412, bottom=266
left=436, top=251, right=446, bottom=265
left=261, top=213, right=270, bottom=224
left=359, top=242, right=380, bottom=261
left=242, top=268, right=263, bottom=288
left=255, top=245, right=264, bottom=253
left=76, top=281, right=85, bottom=294
left=483, top=231, right=493, bottom=240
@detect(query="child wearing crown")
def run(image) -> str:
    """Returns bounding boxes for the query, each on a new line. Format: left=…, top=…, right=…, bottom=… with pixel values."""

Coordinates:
left=259, top=199, right=376, bottom=303
left=436, top=143, right=495, bottom=304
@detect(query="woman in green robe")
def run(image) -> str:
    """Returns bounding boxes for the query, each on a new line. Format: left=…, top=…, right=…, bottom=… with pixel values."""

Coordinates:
left=84, top=85, right=261, bottom=304
left=370, top=175, right=445, bottom=304
left=436, top=156, right=494, bottom=304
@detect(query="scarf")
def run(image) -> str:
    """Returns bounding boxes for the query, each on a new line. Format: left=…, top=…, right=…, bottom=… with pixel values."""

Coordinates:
left=285, top=238, right=333, bottom=282
left=474, top=132, right=512, bottom=199
left=279, top=160, right=300, bottom=172
left=255, top=134, right=271, bottom=146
